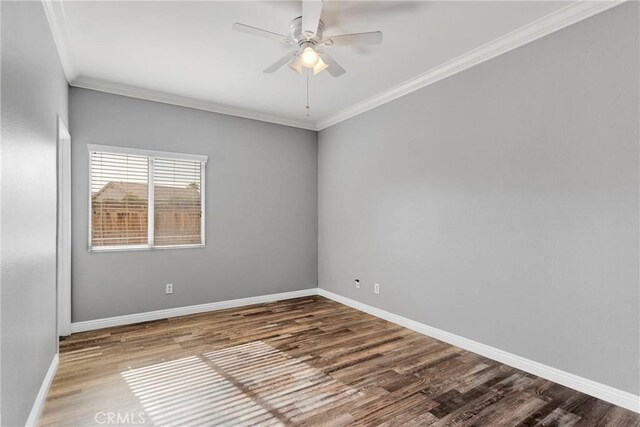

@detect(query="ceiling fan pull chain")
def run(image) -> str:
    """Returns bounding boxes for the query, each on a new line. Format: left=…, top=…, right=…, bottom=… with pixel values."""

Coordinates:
left=306, top=68, right=311, bottom=117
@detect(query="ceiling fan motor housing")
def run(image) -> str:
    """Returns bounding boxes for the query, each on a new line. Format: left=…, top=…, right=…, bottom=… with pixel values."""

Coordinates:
left=290, top=16, right=325, bottom=46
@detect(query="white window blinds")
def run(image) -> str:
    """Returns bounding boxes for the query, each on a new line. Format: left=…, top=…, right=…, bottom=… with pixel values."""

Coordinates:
left=91, top=152, right=149, bottom=247
left=153, top=158, right=202, bottom=247
left=89, top=145, right=207, bottom=251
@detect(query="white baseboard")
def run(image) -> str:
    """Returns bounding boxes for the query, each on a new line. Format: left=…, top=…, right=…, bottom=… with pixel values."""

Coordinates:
left=25, top=353, right=59, bottom=427
left=317, top=288, right=640, bottom=414
left=68, top=287, right=639, bottom=413
left=70, top=288, right=317, bottom=333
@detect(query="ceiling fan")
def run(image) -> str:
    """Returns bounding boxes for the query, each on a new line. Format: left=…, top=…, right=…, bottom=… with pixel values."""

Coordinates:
left=232, top=0, right=383, bottom=77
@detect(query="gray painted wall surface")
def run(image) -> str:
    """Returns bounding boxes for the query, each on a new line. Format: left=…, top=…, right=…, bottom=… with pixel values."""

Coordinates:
left=318, top=3, right=639, bottom=394
left=70, top=88, right=317, bottom=322
left=1, top=2, right=69, bottom=425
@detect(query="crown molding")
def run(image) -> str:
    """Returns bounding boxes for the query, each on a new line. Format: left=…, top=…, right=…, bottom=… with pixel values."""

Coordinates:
left=41, top=1, right=316, bottom=131
left=71, top=77, right=318, bottom=131
left=316, top=0, right=625, bottom=131
left=43, top=0, right=623, bottom=132
left=42, top=0, right=77, bottom=82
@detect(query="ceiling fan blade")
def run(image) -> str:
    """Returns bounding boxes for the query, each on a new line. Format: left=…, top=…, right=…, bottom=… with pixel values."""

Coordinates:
left=264, top=52, right=298, bottom=73
left=302, top=0, right=323, bottom=38
left=319, top=51, right=345, bottom=77
left=323, top=31, right=383, bottom=47
left=232, top=23, right=293, bottom=44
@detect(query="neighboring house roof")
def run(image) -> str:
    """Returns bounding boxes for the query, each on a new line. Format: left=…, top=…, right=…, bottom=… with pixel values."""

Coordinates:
left=93, top=181, right=200, bottom=202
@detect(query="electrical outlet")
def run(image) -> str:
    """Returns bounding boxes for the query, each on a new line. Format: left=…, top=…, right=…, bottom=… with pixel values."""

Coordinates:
left=355, top=278, right=360, bottom=288
left=374, top=283, right=380, bottom=294
left=166, top=284, right=174, bottom=294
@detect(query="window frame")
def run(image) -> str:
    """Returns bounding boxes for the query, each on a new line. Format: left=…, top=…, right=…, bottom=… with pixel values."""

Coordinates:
left=87, top=144, right=208, bottom=252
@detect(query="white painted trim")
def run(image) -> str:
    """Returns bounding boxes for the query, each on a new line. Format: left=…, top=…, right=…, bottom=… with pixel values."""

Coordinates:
left=72, top=77, right=318, bottom=131
left=67, top=286, right=639, bottom=412
left=41, top=0, right=77, bottom=81
left=88, top=244, right=205, bottom=253
left=200, top=162, right=206, bottom=246
left=317, top=289, right=640, bottom=413
left=315, top=0, right=626, bottom=130
left=25, top=354, right=59, bottom=427
left=41, top=0, right=314, bottom=133
left=43, top=0, right=624, bottom=131
left=87, top=144, right=207, bottom=251
left=42, top=0, right=314, bottom=131
left=87, top=144, right=208, bottom=163
left=147, top=157, right=155, bottom=247
left=57, top=118, right=72, bottom=337
left=70, top=289, right=317, bottom=333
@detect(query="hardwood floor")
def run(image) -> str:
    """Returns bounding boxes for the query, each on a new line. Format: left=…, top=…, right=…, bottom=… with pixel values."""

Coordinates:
left=40, top=296, right=639, bottom=426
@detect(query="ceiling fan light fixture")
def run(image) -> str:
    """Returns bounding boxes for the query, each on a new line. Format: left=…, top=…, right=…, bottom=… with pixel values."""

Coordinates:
left=289, top=55, right=303, bottom=73
left=300, top=46, right=320, bottom=68
left=313, top=57, right=328, bottom=75
left=233, top=0, right=382, bottom=79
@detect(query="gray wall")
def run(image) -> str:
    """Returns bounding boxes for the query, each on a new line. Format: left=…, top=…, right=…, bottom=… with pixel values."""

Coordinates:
left=70, top=88, right=317, bottom=322
left=1, top=2, right=69, bottom=425
left=318, top=3, right=639, bottom=395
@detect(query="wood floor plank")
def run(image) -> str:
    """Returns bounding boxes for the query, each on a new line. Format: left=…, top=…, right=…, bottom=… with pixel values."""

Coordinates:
left=39, top=296, right=639, bottom=426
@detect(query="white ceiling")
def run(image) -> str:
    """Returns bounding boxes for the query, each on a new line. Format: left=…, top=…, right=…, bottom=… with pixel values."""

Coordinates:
left=48, top=1, right=613, bottom=129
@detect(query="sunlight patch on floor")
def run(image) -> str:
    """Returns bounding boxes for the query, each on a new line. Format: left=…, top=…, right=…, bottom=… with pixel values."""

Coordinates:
left=122, top=341, right=357, bottom=426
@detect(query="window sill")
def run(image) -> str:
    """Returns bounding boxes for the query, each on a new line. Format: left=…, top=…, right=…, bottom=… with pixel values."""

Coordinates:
left=89, top=244, right=206, bottom=253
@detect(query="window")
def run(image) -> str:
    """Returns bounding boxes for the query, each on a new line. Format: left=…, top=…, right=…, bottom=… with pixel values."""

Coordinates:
left=88, top=145, right=207, bottom=251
